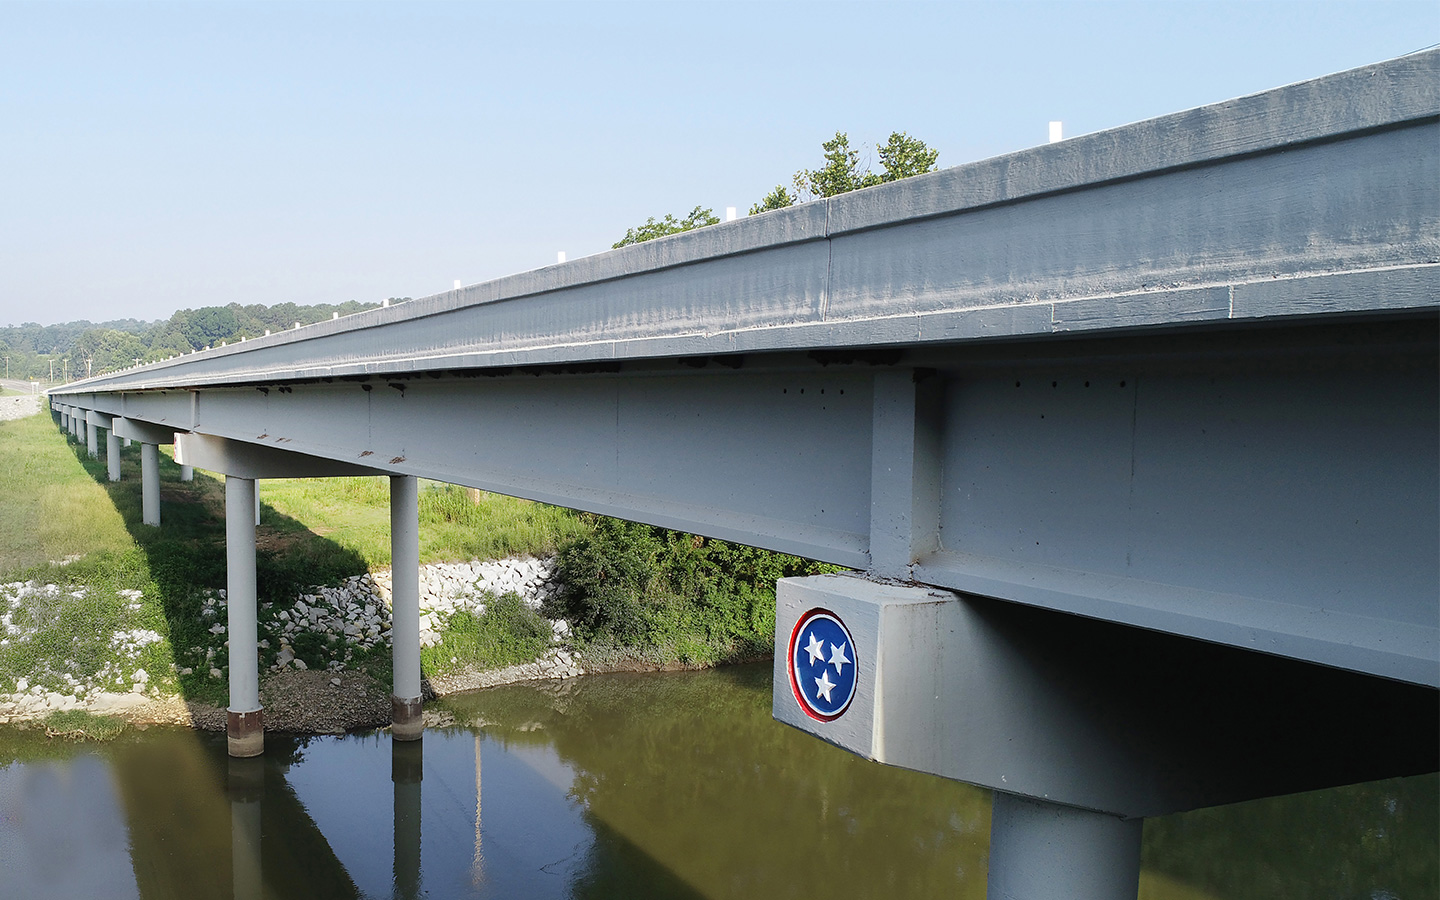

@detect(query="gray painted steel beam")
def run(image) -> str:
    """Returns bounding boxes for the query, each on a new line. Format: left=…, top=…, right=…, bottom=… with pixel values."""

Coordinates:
left=72, top=326, right=1436, bottom=686
left=868, top=368, right=941, bottom=579
left=114, top=416, right=180, bottom=446
left=174, top=432, right=387, bottom=480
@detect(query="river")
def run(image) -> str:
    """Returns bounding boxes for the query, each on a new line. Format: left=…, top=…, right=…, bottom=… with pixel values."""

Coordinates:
left=0, top=663, right=1433, bottom=899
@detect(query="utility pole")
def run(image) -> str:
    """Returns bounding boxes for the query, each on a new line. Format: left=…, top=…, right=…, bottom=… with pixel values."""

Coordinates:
left=48, top=359, right=54, bottom=383
left=3, top=356, right=8, bottom=380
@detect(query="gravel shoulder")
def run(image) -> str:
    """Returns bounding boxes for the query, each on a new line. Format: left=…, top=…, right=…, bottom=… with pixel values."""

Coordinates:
left=0, top=395, right=42, bottom=422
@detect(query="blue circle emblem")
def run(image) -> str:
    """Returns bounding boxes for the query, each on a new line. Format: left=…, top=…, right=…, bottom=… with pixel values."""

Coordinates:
left=788, top=608, right=858, bottom=721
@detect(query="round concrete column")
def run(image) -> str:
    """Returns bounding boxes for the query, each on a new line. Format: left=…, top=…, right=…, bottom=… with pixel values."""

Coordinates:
left=106, top=430, right=122, bottom=482
left=390, top=475, right=422, bottom=740
left=86, top=419, right=98, bottom=458
left=226, top=476, right=263, bottom=757
left=140, top=443, right=161, bottom=527
left=180, top=464, right=194, bottom=482
left=987, top=792, right=1142, bottom=900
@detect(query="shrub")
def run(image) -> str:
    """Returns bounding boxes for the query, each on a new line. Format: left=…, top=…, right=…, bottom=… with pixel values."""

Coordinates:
left=544, top=515, right=840, bottom=664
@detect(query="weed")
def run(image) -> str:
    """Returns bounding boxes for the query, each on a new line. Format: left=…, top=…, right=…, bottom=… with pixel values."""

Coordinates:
left=43, top=709, right=128, bottom=741
left=421, top=593, right=554, bottom=675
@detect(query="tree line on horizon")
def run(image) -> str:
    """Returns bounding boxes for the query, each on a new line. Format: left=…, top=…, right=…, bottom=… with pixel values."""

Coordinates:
left=0, top=299, right=408, bottom=383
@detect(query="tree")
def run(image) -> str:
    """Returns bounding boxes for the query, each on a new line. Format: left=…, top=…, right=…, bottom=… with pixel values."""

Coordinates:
left=877, top=131, right=939, bottom=182
left=749, top=185, right=796, bottom=216
left=793, top=132, right=879, bottom=200
left=617, top=132, right=938, bottom=241
left=791, top=130, right=939, bottom=202
left=613, top=206, right=721, bottom=249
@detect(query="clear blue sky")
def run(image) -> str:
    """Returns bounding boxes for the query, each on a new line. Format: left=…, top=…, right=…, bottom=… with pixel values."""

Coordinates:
left=1, top=1, right=1434, bottom=326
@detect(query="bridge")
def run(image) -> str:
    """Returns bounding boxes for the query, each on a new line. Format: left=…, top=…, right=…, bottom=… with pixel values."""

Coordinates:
left=49, top=51, right=1438, bottom=899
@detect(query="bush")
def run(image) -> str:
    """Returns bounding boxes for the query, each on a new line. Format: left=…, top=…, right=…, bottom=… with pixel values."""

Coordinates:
left=544, top=516, right=840, bottom=665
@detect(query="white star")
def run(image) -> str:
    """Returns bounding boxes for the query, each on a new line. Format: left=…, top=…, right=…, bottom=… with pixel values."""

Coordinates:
left=814, top=670, right=836, bottom=702
left=828, top=641, right=850, bottom=676
left=805, top=632, right=826, bottom=665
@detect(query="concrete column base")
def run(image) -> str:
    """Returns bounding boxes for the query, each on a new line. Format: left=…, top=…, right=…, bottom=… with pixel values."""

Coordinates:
left=392, top=696, right=424, bottom=741
left=228, top=709, right=265, bottom=758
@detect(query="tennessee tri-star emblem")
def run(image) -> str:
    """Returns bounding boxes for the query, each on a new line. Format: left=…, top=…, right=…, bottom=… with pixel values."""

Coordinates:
left=788, top=608, right=857, bottom=721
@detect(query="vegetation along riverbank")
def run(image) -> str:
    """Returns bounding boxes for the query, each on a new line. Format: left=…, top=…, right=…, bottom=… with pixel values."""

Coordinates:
left=0, top=406, right=837, bottom=739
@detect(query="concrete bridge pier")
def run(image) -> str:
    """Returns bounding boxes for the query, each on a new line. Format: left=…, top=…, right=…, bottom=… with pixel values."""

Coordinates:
left=85, top=414, right=98, bottom=459
left=113, top=418, right=180, bottom=527
left=106, top=429, right=121, bottom=482
left=774, top=573, right=1437, bottom=900
left=180, top=464, right=194, bottom=482
left=226, top=475, right=264, bottom=758
left=390, top=474, right=423, bottom=741
left=987, top=794, right=1142, bottom=899
left=140, top=443, right=161, bottom=527
left=170, top=432, right=390, bottom=757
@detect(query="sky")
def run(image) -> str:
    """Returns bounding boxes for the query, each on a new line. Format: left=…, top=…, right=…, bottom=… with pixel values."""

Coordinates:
left=1, top=1, right=1435, bottom=327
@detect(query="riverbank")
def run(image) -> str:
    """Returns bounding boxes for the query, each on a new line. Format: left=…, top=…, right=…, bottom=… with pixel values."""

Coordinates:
left=0, top=552, right=741, bottom=735
left=1, top=647, right=733, bottom=736
left=0, top=555, right=590, bottom=732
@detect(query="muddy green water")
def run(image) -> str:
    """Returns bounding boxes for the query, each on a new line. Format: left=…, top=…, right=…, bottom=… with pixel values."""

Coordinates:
left=0, top=664, right=1434, bottom=899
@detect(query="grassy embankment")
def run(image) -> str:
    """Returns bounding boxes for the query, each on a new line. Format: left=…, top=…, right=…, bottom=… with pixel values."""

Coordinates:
left=0, top=410, right=588, bottom=712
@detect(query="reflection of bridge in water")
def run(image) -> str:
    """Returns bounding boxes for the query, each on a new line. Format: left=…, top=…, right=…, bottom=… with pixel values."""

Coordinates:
left=49, top=51, right=1439, bottom=898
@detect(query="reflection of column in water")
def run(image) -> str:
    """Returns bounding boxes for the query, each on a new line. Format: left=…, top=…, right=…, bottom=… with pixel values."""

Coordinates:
left=471, top=733, right=485, bottom=885
left=392, top=739, right=423, bottom=900
left=228, top=756, right=265, bottom=900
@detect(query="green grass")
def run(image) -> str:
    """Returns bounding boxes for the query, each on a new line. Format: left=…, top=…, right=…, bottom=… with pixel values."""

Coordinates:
left=259, top=477, right=590, bottom=566
left=43, top=709, right=128, bottom=741
left=420, top=592, right=555, bottom=676
left=0, top=413, right=138, bottom=572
